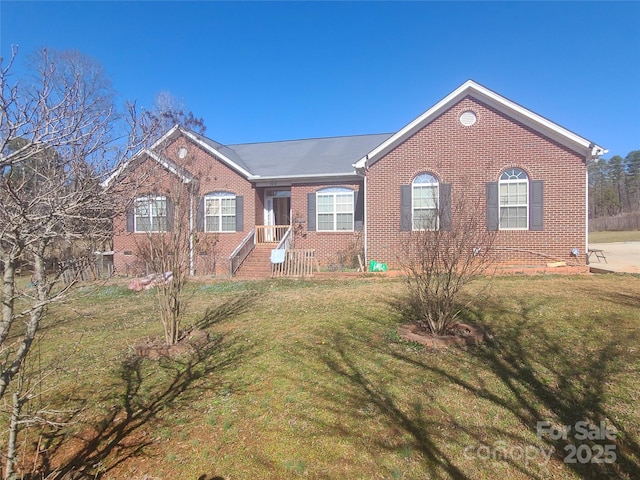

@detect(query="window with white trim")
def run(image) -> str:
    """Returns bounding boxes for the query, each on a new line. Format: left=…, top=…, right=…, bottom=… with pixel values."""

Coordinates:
left=316, top=187, right=354, bottom=231
left=499, top=168, right=528, bottom=229
left=204, top=192, right=236, bottom=232
left=134, top=196, right=167, bottom=232
left=412, top=173, right=439, bottom=230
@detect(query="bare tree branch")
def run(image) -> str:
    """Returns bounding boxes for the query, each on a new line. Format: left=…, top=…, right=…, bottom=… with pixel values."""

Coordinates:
left=399, top=189, right=496, bottom=336
left=0, top=47, right=155, bottom=413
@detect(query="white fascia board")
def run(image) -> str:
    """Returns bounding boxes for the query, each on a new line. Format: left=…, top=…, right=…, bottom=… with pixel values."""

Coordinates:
left=101, top=160, right=129, bottom=188
left=353, top=81, right=473, bottom=169
left=149, top=124, right=182, bottom=150
left=100, top=148, right=192, bottom=188
left=101, top=125, right=183, bottom=188
left=145, top=150, right=193, bottom=183
left=467, top=82, right=606, bottom=157
left=253, top=172, right=361, bottom=187
left=179, top=129, right=254, bottom=179
left=354, top=80, right=606, bottom=168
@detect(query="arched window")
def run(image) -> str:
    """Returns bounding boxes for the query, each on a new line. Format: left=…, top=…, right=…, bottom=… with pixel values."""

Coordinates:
left=412, top=173, right=439, bottom=230
left=134, top=195, right=167, bottom=232
left=316, top=187, right=354, bottom=231
left=499, top=168, right=528, bottom=229
left=204, top=192, right=236, bottom=232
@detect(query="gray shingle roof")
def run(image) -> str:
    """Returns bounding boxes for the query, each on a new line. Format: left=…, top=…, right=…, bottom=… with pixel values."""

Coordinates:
left=227, top=133, right=393, bottom=178
left=190, top=131, right=253, bottom=174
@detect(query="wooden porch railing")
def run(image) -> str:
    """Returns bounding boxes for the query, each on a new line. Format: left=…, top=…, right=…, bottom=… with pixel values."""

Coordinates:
left=256, top=225, right=290, bottom=244
left=229, top=229, right=255, bottom=276
left=272, top=249, right=317, bottom=278
left=275, top=226, right=292, bottom=251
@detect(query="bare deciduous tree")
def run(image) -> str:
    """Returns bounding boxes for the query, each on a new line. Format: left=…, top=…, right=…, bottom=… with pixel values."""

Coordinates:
left=132, top=179, right=195, bottom=346
left=144, top=91, right=206, bottom=142
left=129, top=153, right=217, bottom=347
left=399, top=190, right=496, bottom=336
left=1, top=46, right=154, bottom=476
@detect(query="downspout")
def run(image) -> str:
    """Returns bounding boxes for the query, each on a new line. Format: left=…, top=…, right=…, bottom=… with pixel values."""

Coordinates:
left=585, top=168, right=589, bottom=260
left=354, top=156, right=369, bottom=269
left=363, top=173, right=368, bottom=267
left=189, top=188, right=195, bottom=276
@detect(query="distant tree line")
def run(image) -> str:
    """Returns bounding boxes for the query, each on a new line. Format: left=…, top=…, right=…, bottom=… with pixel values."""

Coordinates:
left=588, top=150, right=640, bottom=218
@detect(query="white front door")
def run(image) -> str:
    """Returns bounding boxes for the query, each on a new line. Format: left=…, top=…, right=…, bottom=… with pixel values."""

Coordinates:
left=264, top=196, right=276, bottom=241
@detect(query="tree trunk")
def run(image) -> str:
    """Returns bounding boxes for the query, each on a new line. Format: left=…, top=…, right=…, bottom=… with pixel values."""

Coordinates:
left=5, top=392, right=22, bottom=480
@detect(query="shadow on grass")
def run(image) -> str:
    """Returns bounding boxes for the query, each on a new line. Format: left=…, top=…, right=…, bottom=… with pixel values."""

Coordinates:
left=315, top=338, right=472, bottom=480
left=459, top=303, right=640, bottom=479
left=313, top=289, right=640, bottom=479
left=195, top=291, right=263, bottom=330
left=27, top=294, right=260, bottom=479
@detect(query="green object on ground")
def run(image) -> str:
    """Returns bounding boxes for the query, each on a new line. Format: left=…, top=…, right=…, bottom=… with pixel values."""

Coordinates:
left=369, top=260, right=387, bottom=272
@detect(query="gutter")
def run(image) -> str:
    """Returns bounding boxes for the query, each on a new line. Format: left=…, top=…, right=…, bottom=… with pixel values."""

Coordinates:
left=252, top=172, right=362, bottom=187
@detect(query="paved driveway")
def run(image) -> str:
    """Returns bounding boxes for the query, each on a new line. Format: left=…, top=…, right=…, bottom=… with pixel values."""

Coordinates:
left=588, top=242, right=640, bottom=273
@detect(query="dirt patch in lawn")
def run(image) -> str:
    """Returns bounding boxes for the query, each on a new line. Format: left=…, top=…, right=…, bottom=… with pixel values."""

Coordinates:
left=398, top=322, right=488, bottom=348
left=133, top=328, right=210, bottom=359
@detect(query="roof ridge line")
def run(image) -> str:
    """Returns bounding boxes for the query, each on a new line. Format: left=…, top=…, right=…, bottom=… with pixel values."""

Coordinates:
left=228, top=132, right=394, bottom=147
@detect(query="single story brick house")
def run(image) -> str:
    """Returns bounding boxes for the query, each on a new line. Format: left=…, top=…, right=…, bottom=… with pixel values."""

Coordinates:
left=109, top=80, right=606, bottom=277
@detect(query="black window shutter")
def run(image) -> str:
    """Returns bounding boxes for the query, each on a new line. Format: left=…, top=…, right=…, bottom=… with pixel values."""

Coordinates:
left=486, top=182, right=499, bottom=231
left=307, top=192, right=316, bottom=231
left=126, top=203, right=135, bottom=232
left=400, top=185, right=411, bottom=231
left=529, top=180, right=544, bottom=231
left=196, top=197, right=204, bottom=232
left=354, top=188, right=364, bottom=231
left=165, top=197, right=174, bottom=232
left=235, top=195, right=244, bottom=232
left=439, top=183, right=452, bottom=231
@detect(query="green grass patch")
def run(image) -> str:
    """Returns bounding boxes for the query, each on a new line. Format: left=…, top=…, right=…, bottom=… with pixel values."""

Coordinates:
left=2, top=275, right=639, bottom=479
left=589, top=230, right=640, bottom=243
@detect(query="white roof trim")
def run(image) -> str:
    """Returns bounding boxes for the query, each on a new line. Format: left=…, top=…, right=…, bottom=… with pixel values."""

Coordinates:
left=253, top=172, right=359, bottom=181
left=353, top=80, right=606, bottom=170
left=178, top=128, right=254, bottom=178
left=101, top=147, right=193, bottom=187
left=145, top=150, right=193, bottom=183
left=253, top=172, right=361, bottom=187
left=149, top=124, right=182, bottom=150
left=101, top=125, right=254, bottom=187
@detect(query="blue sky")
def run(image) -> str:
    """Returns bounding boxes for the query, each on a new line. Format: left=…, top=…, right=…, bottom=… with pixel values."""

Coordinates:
left=1, top=1, right=639, bottom=159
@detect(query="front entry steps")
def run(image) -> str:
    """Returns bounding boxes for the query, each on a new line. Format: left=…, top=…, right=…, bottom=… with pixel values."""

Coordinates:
left=233, top=244, right=273, bottom=279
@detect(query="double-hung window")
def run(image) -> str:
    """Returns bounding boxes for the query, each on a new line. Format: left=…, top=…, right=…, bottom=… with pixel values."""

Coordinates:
left=204, top=192, right=236, bottom=232
left=317, top=188, right=354, bottom=231
left=412, top=173, right=439, bottom=230
left=499, top=168, right=528, bottom=229
left=134, top=196, right=167, bottom=232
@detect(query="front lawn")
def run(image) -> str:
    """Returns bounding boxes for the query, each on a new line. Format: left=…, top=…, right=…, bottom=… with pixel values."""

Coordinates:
left=4, top=274, right=640, bottom=479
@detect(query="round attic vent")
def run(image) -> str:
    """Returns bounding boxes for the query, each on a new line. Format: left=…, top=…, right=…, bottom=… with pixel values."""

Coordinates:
left=177, top=146, right=188, bottom=159
left=460, top=110, right=477, bottom=126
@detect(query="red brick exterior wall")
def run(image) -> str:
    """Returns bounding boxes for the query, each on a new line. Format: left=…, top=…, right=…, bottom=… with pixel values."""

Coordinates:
left=112, top=134, right=255, bottom=277
left=365, top=96, right=587, bottom=269
left=290, top=181, right=364, bottom=269
left=113, top=97, right=589, bottom=277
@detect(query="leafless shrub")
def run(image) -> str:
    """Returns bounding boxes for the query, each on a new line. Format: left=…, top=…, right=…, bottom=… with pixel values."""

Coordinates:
left=399, top=191, right=496, bottom=336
